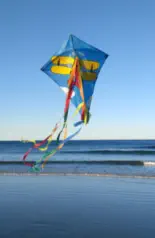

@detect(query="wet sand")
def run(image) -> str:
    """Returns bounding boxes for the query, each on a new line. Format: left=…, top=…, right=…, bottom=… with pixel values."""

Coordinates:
left=0, top=175, right=155, bottom=238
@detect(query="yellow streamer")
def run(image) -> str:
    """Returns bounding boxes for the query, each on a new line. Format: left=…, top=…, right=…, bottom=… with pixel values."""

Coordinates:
left=38, top=135, right=53, bottom=152
left=21, top=139, right=36, bottom=144
left=72, top=102, right=84, bottom=117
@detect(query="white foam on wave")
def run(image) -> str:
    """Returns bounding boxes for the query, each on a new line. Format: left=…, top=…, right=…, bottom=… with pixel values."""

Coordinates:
left=144, top=161, right=155, bottom=166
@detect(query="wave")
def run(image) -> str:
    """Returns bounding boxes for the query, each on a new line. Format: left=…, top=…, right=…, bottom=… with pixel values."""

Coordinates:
left=143, top=161, right=155, bottom=166
left=59, top=149, right=155, bottom=155
left=3, top=148, right=155, bottom=155
left=1, top=160, right=155, bottom=166
left=141, top=145, right=155, bottom=149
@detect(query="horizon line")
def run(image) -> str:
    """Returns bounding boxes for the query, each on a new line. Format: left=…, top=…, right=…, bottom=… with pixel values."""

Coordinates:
left=1, top=139, right=155, bottom=142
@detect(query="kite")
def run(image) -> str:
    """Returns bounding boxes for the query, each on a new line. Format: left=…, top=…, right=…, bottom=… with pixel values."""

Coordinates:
left=22, top=34, right=108, bottom=172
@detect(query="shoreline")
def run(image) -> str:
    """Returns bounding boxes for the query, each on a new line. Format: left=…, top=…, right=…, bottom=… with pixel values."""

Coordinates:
left=0, top=172, right=155, bottom=179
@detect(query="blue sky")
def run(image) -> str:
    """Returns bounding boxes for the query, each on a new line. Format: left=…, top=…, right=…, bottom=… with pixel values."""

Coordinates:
left=0, top=0, right=155, bottom=140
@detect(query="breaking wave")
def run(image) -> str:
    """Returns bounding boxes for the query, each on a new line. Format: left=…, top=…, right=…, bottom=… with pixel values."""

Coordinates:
left=1, top=160, right=155, bottom=166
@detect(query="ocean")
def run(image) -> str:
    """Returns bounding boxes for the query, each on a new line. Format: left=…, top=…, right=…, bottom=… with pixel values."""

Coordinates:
left=0, top=140, right=155, bottom=177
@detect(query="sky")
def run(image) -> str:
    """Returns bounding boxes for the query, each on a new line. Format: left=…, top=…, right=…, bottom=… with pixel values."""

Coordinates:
left=0, top=0, right=155, bottom=140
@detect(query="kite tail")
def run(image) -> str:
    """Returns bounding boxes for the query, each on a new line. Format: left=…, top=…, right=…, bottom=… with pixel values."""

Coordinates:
left=22, top=58, right=89, bottom=172
left=32, top=61, right=84, bottom=171
left=30, top=121, right=83, bottom=172
left=30, top=107, right=85, bottom=172
left=56, top=58, right=79, bottom=145
left=22, top=120, right=61, bottom=167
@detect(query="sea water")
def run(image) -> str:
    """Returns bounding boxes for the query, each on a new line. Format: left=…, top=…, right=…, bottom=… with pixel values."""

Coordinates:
left=0, top=140, right=155, bottom=176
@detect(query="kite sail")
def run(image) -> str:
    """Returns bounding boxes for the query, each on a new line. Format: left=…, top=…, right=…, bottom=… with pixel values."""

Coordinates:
left=22, top=34, right=108, bottom=172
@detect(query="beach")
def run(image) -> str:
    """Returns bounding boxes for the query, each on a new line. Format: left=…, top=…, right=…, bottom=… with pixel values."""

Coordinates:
left=0, top=140, right=155, bottom=238
left=0, top=175, right=155, bottom=238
